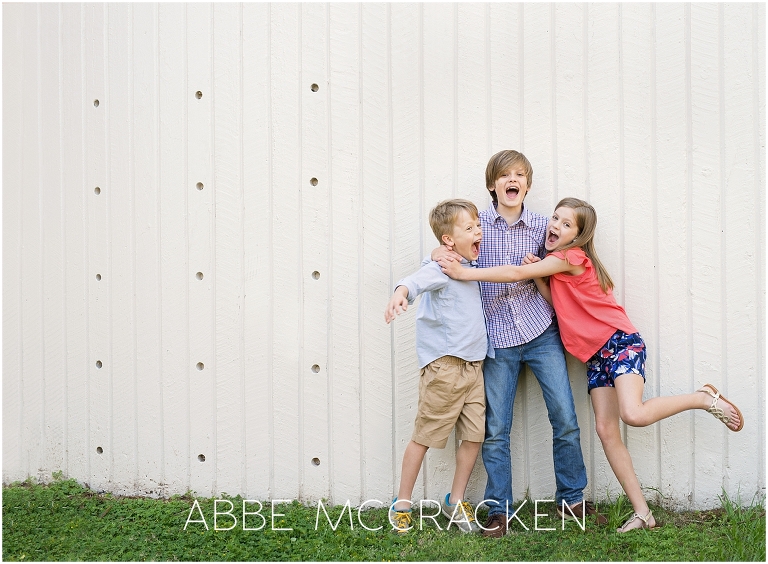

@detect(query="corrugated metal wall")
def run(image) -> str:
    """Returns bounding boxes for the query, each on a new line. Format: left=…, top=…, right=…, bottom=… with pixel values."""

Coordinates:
left=3, top=2, right=764, bottom=510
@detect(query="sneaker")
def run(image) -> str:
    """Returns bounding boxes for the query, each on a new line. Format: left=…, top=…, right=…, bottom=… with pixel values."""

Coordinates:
left=556, top=500, right=608, bottom=525
left=388, top=498, right=413, bottom=534
left=441, top=493, right=480, bottom=533
left=481, top=512, right=508, bottom=538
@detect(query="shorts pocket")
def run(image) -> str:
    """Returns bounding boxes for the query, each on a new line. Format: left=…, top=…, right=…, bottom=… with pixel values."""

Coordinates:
left=419, top=362, right=456, bottom=416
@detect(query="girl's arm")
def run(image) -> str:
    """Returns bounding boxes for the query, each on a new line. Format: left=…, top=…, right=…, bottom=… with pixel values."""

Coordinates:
left=523, top=253, right=553, bottom=305
left=437, top=253, right=580, bottom=283
left=532, top=277, right=552, bottom=305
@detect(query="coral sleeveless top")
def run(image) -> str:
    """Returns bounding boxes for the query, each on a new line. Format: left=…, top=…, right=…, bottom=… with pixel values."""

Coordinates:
left=548, top=248, right=637, bottom=362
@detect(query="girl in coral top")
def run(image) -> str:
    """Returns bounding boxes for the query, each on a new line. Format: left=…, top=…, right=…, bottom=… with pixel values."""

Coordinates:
left=438, top=197, right=744, bottom=533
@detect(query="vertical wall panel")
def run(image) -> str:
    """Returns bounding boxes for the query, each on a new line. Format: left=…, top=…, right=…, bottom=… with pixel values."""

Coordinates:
left=20, top=2, right=44, bottom=483
left=60, top=2, right=88, bottom=484
left=300, top=1, right=330, bottom=501
left=655, top=3, right=696, bottom=506
left=84, top=2, right=109, bottom=491
left=212, top=2, right=245, bottom=498
left=2, top=2, right=25, bottom=482
left=186, top=2, right=215, bottom=497
left=242, top=1, right=272, bottom=501
left=360, top=2, right=395, bottom=502
left=456, top=3, right=488, bottom=206
left=105, top=2, right=136, bottom=494
left=327, top=3, right=363, bottom=505
left=553, top=3, right=587, bottom=206
left=40, top=3, right=66, bottom=478
left=722, top=3, right=761, bottom=504
left=158, top=1, right=190, bottom=497
left=488, top=3, right=521, bottom=153
left=269, top=3, right=301, bottom=499
left=132, top=2, right=164, bottom=495
left=756, top=1, right=766, bottom=500
left=690, top=2, right=726, bottom=507
left=2, top=2, right=764, bottom=510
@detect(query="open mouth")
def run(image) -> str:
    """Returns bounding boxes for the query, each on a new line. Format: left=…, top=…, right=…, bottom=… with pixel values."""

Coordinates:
left=505, top=186, right=520, bottom=198
left=547, top=230, right=559, bottom=245
left=471, top=239, right=481, bottom=255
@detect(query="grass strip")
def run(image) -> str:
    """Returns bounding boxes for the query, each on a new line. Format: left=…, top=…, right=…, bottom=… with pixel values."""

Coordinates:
left=3, top=478, right=764, bottom=561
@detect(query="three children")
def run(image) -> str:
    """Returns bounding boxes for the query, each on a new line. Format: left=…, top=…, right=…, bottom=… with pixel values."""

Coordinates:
left=386, top=149, right=745, bottom=536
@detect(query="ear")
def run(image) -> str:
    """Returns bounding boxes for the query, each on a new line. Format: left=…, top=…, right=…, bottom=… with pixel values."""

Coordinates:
left=441, top=233, right=454, bottom=247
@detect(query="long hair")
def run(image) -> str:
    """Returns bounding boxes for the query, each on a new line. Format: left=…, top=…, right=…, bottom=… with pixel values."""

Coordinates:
left=553, top=197, right=614, bottom=293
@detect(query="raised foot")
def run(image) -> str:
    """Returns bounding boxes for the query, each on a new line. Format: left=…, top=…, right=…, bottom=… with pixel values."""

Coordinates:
left=697, top=384, right=744, bottom=432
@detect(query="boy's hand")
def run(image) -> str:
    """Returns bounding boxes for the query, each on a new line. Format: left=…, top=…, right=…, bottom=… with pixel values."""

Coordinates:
left=522, top=253, right=541, bottom=265
left=437, top=257, right=467, bottom=280
left=431, top=244, right=463, bottom=263
left=385, top=286, right=410, bottom=324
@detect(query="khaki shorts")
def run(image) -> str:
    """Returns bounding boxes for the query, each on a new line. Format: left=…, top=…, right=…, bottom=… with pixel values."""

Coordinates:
left=411, top=355, right=485, bottom=449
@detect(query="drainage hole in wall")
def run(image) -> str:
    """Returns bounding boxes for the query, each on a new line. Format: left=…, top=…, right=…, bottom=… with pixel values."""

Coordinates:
left=96, top=360, right=103, bottom=369
left=96, top=447, right=103, bottom=454
left=310, top=83, right=319, bottom=92
left=311, top=271, right=320, bottom=280
left=198, top=454, right=206, bottom=462
left=195, top=91, right=203, bottom=99
left=94, top=186, right=101, bottom=195
left=196, top=272, right=204, bottom=280
left=311, top=457, right=320, bottom=466
left=310, top=177, right=318, bottom=186
left=196, top=362, right=204, bottom=371
left=196, top=182, right=204, bottom=191
left=93, top=99, right=99, bottom=107
left=311, top=364, right=320, bottom=373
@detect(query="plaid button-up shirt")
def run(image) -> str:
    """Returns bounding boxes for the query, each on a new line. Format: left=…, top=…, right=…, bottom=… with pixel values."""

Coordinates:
left=478, top=203, right=555, bottom=348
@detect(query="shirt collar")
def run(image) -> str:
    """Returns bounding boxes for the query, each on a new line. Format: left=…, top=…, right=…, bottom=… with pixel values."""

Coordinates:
left=488, top=202, right=532, bottom=227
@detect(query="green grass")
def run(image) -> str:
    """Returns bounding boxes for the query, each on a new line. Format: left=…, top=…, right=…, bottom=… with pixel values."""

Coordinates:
left=3, top=477, right=764, bottom=561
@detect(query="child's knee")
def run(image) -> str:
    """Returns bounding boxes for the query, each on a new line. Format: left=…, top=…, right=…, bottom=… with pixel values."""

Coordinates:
left=594, top=419, right=621, bottom=443
left=618, top=407, right=646, bottom=428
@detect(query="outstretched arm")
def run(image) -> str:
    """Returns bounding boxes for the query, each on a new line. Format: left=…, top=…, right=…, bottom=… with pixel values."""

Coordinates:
left=437, top=253, right=576, bottom=283
left=384, top=286, right=410, bottom=324
left=522, top=253, right=553, bottom=305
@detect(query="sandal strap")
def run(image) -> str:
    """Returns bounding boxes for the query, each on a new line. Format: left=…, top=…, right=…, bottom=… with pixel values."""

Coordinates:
left=619, top=510, right=652, bottom=532
left=706, top=392, right=731, bottom=424
left=699, top=386, right=731, bottom=425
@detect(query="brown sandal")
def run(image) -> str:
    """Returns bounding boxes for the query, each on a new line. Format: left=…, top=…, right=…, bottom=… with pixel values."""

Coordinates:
left=698, top=384, right=744, bottom=432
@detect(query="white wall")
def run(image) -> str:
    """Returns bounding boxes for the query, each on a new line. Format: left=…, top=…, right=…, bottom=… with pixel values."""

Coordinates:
left=3, top=2, right=764, bottom=510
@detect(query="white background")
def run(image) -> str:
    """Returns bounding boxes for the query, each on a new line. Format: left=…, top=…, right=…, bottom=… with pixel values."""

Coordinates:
left=3, top=3, right=765, bottom=510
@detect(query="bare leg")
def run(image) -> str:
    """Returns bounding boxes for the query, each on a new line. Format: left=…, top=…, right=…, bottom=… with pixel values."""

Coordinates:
left=613, top=373, right=741, bottom=430
left=591, top=387, right=657, bottom=529
left=395, top=441, right=429, bottom=511
left=449, top=440, right=481, bottom=504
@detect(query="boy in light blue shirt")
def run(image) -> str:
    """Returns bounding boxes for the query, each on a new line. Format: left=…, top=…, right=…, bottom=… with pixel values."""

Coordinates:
left=384, top=199, right=490, bottom=534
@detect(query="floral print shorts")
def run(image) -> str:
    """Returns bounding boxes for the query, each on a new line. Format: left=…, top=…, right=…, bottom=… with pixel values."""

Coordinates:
left=586, top=330, right=646, bottom=393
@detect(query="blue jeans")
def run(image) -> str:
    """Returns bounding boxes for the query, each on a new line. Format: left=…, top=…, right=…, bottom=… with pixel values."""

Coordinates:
left=482, top=321, right=587, bottom=515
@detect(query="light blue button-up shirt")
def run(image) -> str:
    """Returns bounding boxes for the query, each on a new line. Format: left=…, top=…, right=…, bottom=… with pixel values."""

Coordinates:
left=396, top=258, right=491, bottom=368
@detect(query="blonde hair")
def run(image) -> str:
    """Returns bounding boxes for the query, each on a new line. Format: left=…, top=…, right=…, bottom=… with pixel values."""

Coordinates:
left=554, top=197, right=614, bottom=293
left=485, top=150, right=533, bottom=203
left=429, top=199, right=479, bottom=242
